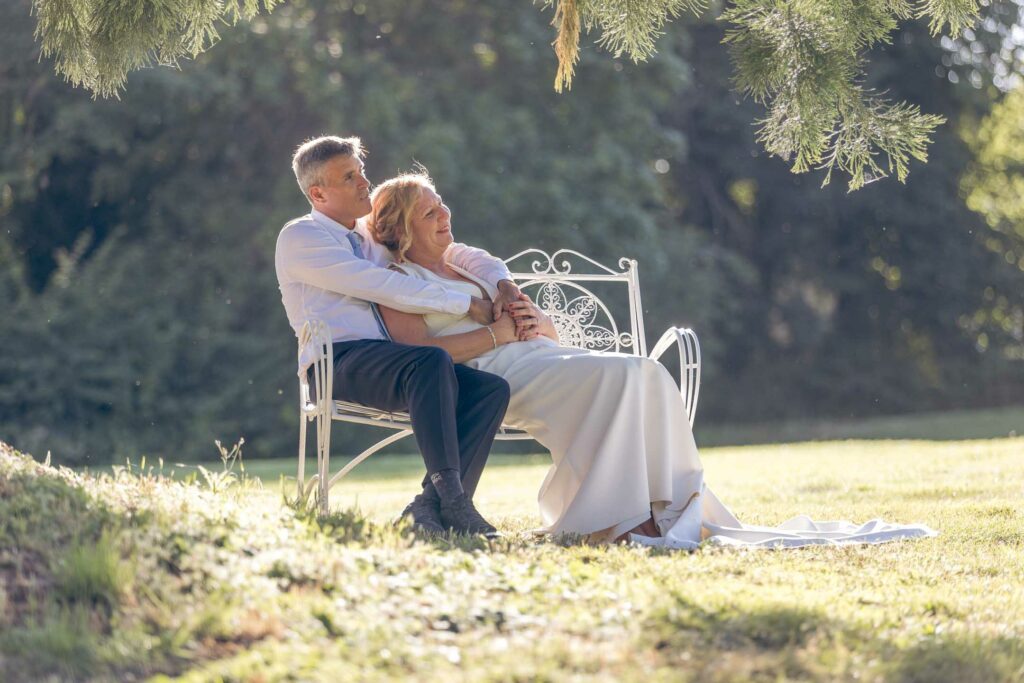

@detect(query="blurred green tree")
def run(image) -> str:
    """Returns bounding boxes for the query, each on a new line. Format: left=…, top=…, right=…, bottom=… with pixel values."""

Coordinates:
left=3, top=0, right=1022, bottom=466
left=960, top=84, right=1024, bottom=366
left=3, top=0, right=733, bottom=463
left=663, top=8, right=1024, bottom=420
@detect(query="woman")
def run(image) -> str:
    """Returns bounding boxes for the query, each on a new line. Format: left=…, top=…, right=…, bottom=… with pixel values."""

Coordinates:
left=370, top=172, right=936, bottom=548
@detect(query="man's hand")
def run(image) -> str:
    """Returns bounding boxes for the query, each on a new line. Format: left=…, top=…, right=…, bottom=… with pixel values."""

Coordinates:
left=493, top=279, right=528, bottom=321
left=508, top=300, right=558, bottom=342
left=468, top=296, right=495, bottom=325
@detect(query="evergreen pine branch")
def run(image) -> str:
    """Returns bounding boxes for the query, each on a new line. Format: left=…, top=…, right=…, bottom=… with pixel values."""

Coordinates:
left=30, top=0, right=982, bottom=189
left=723, top=1, right=859, bottom=103
left=32, top=0, right=96, bottom=92
left=552, top=0, right=582, bottom=92
left=725, top=0, right=965, bottom=189
left=32, top=0, right=281, bottom=98
left=917, top=0, right=980, bottom=36
left=819, top=93, right=945, bottom=190
left=585, top=0, right=707, bottom=62
left=547, top=0, right=705, bottom=91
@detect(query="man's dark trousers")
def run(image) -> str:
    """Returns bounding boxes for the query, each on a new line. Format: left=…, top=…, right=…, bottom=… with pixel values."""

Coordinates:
left=328, top=339, right=510, bottom=496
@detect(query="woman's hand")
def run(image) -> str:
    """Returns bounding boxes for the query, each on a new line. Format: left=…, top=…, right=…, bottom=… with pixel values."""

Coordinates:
left=492, top=279, right=528, bottom=322
left=489, top=312, right=519, bottom=345
left=507, top=300, right=558, bottom=342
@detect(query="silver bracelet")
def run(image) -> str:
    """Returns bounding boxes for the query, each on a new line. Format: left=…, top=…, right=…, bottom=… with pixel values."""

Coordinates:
left=485, top=325, right=498, bottom=349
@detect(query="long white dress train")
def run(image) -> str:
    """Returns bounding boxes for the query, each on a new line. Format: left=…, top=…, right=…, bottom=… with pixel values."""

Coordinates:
left=395, top=262, right=937, bottom=549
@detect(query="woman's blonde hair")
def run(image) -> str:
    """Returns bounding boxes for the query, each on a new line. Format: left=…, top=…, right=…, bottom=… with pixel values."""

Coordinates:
left=370, top=171, right=436, bottom=262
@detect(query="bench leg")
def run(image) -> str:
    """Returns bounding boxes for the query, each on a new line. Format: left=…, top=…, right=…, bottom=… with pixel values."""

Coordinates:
left=302, top=418, right=415, bottom=514
left=297, top=411, right=307, bottom=501
left=326, top=429, right=414, bottom=491
left=316, top=408, right=332, bottom=516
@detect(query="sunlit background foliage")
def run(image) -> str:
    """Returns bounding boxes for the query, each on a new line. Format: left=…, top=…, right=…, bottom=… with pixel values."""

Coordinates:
left=2, top=0, right=1023, bottom=465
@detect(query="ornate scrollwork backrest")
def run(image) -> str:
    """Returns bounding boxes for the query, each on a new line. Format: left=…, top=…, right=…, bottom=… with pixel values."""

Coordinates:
left=504, top=249, right=646, bottom=355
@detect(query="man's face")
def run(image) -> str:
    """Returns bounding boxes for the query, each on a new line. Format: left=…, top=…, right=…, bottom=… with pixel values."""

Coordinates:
left=308, top=155, right=371, bottom=228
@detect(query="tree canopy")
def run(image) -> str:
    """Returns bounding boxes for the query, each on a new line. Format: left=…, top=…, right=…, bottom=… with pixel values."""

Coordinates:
left=30, top=0, right=986, bottom=189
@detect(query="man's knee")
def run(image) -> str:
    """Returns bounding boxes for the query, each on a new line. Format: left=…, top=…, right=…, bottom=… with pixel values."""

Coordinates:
left=479, top=373, right=511, bottom=409
left=410, top=346, right=454, bottom=374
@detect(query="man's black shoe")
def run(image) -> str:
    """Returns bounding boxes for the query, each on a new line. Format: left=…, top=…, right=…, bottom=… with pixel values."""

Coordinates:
left=398, top=493, right=445, bottom=535
left=439, top=494, right=499, bottom=537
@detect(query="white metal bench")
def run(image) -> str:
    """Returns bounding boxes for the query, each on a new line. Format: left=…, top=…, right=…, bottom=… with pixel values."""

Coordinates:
left=296, top=249, right=701, bottom=513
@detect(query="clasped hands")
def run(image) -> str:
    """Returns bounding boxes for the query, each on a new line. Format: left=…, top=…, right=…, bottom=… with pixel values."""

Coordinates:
left=466, top=280, right=556, bottom=344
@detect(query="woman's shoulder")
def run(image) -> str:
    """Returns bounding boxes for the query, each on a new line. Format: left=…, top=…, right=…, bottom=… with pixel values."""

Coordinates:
left=389, top=261, right=429, bottom=279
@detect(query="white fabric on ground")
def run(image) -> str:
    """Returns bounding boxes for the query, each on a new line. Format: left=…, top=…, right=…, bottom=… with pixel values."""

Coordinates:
left=630, top=484, right=937, bottom=550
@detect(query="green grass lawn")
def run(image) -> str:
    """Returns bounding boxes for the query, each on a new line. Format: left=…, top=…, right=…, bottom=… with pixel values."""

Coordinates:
left=696, top=404, right=1024, bottom=446
left=3, top=437, right=1024, bottom=681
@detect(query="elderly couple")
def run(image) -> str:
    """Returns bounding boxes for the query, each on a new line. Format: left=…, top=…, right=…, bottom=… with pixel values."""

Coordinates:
left=276, top=135, right=936, bottom=549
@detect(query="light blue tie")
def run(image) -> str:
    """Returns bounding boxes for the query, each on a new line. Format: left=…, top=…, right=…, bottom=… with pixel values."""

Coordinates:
left=345, top=230, right=393, bottom=341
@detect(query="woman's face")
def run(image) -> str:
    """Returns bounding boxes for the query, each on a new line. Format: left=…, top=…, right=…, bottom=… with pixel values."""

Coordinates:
left=408, top=187, right=454, bottom=255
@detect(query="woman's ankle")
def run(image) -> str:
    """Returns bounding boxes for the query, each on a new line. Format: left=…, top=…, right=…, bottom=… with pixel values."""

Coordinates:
left=614, top=516, right=661, bottom=543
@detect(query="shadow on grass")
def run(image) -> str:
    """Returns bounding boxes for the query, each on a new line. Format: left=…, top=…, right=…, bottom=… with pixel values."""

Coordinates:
left=888, top=635, right=1024, bottom=683
left=301, top=497, right=622, bottom=554
left=299, top=500, right=547, bottom=554
left=1, top=605, right=100, bottom=680
left=643, top=593, right=1024, bottom=682
left=647, top=595, right=828, bottom=651
left=0, top=466, right=124, bottom=681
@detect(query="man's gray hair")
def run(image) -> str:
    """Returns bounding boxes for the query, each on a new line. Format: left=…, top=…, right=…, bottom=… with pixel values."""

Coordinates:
left=291, top=135, right=364, bottom=200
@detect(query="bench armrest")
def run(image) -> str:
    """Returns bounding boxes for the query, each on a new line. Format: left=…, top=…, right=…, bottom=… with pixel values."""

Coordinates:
left=649, top=327, right=701, bottom=427
left=298, top=319, right=334, bottom=418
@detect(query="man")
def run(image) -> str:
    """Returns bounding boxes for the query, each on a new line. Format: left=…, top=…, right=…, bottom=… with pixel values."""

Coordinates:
left=276, top=135, right=523, bottom=536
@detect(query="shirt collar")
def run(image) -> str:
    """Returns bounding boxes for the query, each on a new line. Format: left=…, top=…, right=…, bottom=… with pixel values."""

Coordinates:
left=311, top=208, right=366, bottom=234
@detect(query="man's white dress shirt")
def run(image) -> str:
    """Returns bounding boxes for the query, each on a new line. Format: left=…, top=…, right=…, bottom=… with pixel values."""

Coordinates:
left=275, top=209, right=512, bottom=375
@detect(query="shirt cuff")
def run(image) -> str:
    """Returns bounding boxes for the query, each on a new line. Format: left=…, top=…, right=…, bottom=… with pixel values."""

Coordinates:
left=489, top=268, right=514, bottom=287
left=449, top=291, right=473, bottom=315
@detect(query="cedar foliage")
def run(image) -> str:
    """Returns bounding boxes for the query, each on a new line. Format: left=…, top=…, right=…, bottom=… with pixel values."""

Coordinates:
left=30, top=0, right=983, bottom=189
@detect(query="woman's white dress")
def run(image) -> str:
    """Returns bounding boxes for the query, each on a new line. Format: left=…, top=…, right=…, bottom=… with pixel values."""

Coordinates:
left=396, top=262, right=936, bottom=549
